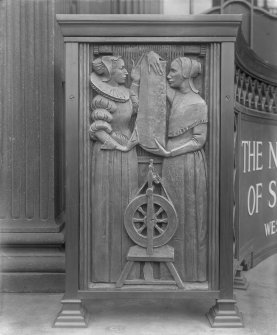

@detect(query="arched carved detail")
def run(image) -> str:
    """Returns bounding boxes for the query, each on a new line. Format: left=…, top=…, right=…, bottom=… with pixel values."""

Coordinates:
left=234, top=66, right=277, bottom=113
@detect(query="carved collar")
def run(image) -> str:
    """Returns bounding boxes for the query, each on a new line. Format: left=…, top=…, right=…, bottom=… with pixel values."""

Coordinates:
left=90, top=72, right=130, bottom=103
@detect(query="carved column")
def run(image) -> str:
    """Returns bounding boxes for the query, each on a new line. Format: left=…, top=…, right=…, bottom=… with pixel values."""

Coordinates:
left=0, top=0, right=66, bottom=292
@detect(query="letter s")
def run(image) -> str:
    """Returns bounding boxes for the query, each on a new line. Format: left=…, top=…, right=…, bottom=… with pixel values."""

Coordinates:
left=268, top=180, right=277, bottom=208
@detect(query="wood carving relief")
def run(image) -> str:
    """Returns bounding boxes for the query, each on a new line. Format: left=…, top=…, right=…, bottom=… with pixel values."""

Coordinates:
left=89, top=55, right=139, bottom=282
left=89, top=49, right=208, bottom=285
left=55, top=15, right=243, bottom=328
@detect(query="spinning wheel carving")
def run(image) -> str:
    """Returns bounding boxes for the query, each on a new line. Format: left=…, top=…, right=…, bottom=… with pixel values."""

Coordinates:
left=116, top=160, right=183, bottom=289
left=124, top=194, right=178, bottom=249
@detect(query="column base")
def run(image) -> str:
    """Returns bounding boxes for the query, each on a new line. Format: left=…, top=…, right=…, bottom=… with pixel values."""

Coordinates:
left=53, top=299, right=88, bottom=328
left=206, top=299, right=244, bottom=328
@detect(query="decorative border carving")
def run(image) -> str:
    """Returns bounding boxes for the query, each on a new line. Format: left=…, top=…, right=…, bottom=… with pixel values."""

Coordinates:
left=235, top=66, right=277, bottom=113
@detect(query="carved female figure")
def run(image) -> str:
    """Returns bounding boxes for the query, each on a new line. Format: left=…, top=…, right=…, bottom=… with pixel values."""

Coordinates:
left=89, top=56, right=140, bottom=283
left=155, top=57, right=208, bottom=282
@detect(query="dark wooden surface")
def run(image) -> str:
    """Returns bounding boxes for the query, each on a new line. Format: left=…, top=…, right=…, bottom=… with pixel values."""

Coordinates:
left=233, top=23, right=277, bottom=270
left=219, top=42, right=235, bottom=299
left=59, top=15, right=241, bottom=313
left=79, top=43, right=91, bottom=291
left=78, top=290, right=219, bottom=300
left=0, top=0, right=61, bottom=230
left=1, top=0, right=161, bottom=294
left=235, top=30, right=277, bottom=86
left=236, top=104, right=277, bottom=267
left=64, top=42, right=79, bottom=298
left=0, top=0, right=66, bottom=292
left=207, top=43, right=220, bottom=290
left=57, top=14, right=242, bottom=40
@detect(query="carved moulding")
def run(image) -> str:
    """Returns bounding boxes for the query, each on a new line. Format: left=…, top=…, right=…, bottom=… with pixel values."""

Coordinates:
left=55, top=14, right=243, bottom=328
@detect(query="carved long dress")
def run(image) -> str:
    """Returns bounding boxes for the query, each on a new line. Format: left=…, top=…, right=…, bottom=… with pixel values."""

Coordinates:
left=162, top=90, right=208, bottom=282
left=90, top=84, right=138, bottom=283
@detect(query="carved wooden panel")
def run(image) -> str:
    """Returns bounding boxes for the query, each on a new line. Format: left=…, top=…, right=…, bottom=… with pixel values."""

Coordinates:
left=76, top=42, right=223, bottom=290
left=56, top=15, right=242, bottom=328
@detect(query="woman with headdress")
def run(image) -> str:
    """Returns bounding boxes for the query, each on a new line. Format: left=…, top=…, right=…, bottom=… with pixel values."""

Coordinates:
left=89, top=55, right=140, bottom=283
left=154, top=57, right=208, bottom=282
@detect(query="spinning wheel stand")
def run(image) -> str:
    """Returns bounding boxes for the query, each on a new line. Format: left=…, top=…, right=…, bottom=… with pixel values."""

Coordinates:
left=116, top=160, right=184, bottom=289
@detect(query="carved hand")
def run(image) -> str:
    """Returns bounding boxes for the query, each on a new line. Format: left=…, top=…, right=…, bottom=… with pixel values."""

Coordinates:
left=154, top=138, right=171, bottom=157
left=147, top=51, right=164, bottom=76
left=126, top=128, right=139, bottom=150
left=89, top=120, right=112, bottom=135
left=101, top=142, right=128, bottom=152
left=101, top=140, right=117, bottom=150
left=101, top=130, right=138, bottom=152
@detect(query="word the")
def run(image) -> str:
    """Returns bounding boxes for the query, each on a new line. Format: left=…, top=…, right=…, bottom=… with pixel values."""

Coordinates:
left=241, top=141, right=277, bottom=173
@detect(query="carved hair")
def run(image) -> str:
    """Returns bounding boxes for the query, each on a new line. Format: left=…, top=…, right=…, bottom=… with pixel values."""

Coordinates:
left=92, top=56, right=122, bottom=81
left=175, top=57, right=201, bottom=94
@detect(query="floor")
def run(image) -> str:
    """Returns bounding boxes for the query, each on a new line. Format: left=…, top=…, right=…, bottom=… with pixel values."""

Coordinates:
left=1, top=254, right=277, bottom=335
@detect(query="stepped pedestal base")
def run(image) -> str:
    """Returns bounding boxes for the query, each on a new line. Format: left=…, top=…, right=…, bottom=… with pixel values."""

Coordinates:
left=206, top=299, right=244, bottom=328
left=53, top=299, right=87, bottom=328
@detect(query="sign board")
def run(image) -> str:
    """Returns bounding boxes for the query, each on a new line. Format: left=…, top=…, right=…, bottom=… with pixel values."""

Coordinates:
left=238, top=106, right=277, bottom=265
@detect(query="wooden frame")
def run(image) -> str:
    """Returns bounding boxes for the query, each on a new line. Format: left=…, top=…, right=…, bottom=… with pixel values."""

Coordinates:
left=54, top=14, right=242, bottom=328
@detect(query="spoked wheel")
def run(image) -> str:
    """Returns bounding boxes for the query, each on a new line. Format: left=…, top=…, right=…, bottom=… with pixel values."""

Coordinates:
left=124, top=194, right=178, bottom=248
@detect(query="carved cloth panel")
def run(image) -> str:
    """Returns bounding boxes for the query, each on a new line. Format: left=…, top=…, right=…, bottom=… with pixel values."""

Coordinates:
left=137, top=58, right=167, bottom=150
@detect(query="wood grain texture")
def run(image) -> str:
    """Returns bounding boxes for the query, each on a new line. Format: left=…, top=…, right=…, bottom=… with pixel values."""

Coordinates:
left=0, top=0, right=61, bottom=231
left=78, top=290, right=218, bottom=300
left=54, top=0, right=68, bottom=220
left=207, top=43, right=220, bottom=290
left=0, top=247, right=65, bottom=272
left=233, top=110, right=240, bottom=262
left=57, top=17, right=241, bottom=311
left=64, top=42, right=79, bottom=297
left=56, top=14, right=242, bottom=40
left=0, top=0, right=11, bottom=220
left=220, top=42, right=235, bottom=299
left=79, top=43, right=91, bottom=290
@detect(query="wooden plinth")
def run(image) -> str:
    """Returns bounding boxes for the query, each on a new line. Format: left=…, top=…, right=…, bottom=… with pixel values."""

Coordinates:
left=53, top=299, right=87, bottom=328
left=206, top=299, right=244, bottom=328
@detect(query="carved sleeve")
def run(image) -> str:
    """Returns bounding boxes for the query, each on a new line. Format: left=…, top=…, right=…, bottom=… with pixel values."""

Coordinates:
left=89, top=95, right=133, bottom=150
left=89, top=95, right=115, bottom=142
left=170, top=123, right=207, bottom=157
